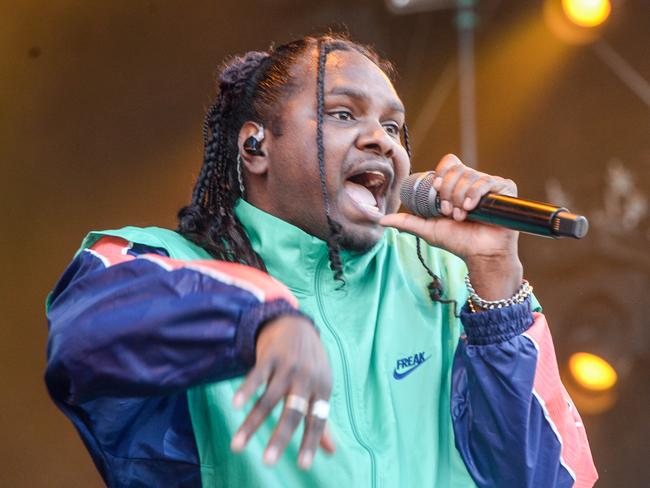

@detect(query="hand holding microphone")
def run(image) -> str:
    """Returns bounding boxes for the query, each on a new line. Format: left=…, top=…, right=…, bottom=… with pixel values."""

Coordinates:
left=379, top=154, right=552, bottom=301
left=400, top=172, right=588, bottom=239
left=381, top=154, right=587, bottom=238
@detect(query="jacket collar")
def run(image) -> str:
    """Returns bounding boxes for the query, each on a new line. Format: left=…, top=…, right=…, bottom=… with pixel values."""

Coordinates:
left=234, top=199, right=387, bottom=294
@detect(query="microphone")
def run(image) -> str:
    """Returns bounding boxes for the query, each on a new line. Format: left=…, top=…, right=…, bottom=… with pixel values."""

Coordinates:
left=400, top=171, right=588, bottom=239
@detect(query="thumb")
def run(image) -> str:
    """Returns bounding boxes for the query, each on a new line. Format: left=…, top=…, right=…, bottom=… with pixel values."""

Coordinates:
left=379, top=212, right=465, bottom=250
left=379, top=212, right=430, bottom=235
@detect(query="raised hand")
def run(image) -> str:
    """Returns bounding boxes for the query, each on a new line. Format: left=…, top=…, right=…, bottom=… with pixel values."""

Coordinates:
left=380, top=154, right=523, bottom=300
left=230, top=314, right=335, bottom=469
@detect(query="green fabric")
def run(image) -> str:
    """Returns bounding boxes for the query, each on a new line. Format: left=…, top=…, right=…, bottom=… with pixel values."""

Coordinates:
left=63, top=210, right=540, bottom=486
left=187, top=200, right=480, bottom=487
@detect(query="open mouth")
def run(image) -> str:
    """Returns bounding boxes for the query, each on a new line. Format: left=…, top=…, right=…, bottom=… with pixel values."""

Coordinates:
left=344, top=170, right=389, bottom=218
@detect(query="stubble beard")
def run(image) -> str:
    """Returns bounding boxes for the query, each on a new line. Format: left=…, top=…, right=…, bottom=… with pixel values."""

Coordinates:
left=337, top=220, right=384, bottom=253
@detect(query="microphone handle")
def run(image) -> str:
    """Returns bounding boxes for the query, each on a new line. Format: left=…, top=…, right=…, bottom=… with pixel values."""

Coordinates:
left=464, top=193, right=588, bottom=239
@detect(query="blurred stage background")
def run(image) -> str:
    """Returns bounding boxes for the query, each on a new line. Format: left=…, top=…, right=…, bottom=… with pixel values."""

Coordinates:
left=2, top=0, right=648, bottom=486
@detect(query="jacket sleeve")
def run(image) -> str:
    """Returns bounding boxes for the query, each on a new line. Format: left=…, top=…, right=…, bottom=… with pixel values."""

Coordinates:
left=451, top=299, right=598, bottom=488
left=45, top=235, right=305, bottom=406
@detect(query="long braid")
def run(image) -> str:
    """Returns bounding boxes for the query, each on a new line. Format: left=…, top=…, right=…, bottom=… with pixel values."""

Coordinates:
left=402, top=123, right=412, bottom=161
left=178, top=51, right=270, bottom=269
left=212, top=53, right=269, bottom=268
left=193, top=94, right=223, bottom=207
left=316, top=41, right=344, bottom=284
left=403, top=124, right=458, bottom=315
left=316, top=42, right=330, bottom=217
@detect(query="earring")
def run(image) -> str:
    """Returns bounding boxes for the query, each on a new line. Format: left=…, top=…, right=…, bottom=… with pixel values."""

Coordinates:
left=236, top=153, right=246, bottom=197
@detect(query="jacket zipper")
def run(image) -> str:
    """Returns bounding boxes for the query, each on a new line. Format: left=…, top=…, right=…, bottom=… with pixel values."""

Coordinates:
left=314, top=255, right=378, bottom=487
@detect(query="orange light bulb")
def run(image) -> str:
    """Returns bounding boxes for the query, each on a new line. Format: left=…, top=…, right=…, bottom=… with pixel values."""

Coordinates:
left=562, top=0, right=611, bottom=27
left=568, top=352, right=618, bottom=391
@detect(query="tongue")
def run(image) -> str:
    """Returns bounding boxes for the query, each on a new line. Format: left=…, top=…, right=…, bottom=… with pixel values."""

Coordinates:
left=344, top=181, right=377, bottom=207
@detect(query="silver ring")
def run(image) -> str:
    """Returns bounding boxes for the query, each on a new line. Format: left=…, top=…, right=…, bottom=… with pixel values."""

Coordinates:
left=285, top=394, right=308, bottom=416
left=310, top=399, right=330, bottom=420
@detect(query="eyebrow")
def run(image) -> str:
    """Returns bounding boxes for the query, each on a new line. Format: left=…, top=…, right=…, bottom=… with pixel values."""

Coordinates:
left=326, top=86, right=405, bottom=114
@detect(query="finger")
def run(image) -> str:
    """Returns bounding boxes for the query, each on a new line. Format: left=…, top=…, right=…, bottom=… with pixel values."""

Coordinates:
left=452, top=207, right=468, bottom=222
left=380, top=212, right=467, bottom=249
left=319, top=423, right=336, bottom=454
left=379, top=212, right=432, bottom=235
left=463, top=176, right=512, bottom=211
left=233, top=358, right=274, bottom=409
left=436, top=164, right=466, bottom=205
left=298, top=403, right=329, bottom=469
left=462, top=174, right=492, bottom=211
left=231, top=370, right=288, bottom=452
left=499, top=177, right=518, bottom=197
left=450, top=170, right=482, bottom=209
left=432, top=153, right=463, bottom=183
left=448, top=170, right=482, bottom=221
left=263, top=390, right=310, bottom=465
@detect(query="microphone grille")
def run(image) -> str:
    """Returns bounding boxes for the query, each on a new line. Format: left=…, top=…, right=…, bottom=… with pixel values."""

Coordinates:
left=400, top=172, right=437, bottom=217
left=400, top=174, right=418, bottom=212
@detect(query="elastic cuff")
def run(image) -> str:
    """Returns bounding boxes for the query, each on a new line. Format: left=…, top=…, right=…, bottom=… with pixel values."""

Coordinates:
left=236, top=299, right=311, bottom=366
left=460, top=297, right=534, bottom=345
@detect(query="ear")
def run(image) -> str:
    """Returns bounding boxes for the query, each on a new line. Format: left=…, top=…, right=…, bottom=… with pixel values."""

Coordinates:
left=238, top=121, right=268, bottom=175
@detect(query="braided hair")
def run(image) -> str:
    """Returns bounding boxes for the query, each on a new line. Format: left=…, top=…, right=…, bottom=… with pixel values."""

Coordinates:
left=178, top=34, right=392, bottom=279
left=178, top=33, right=450, bottom=308
left=402, top=123, right=453, bottom=309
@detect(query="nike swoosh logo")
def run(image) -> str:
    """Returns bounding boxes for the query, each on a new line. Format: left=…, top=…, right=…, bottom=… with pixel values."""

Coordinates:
left=392, top=355, right=430, bottom=380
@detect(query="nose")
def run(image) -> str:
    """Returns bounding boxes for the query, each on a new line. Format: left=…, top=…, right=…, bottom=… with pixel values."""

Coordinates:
left=355, top=121, right=394, bottom=158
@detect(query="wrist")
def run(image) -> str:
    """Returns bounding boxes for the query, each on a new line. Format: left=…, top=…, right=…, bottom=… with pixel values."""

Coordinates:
left=461, top=297, right=534, bottom=344
left=465, top=254, right=523, bottom=301
left=238, top=300, right=307, bottom=367
left=255, top=313, right=317, bottom=356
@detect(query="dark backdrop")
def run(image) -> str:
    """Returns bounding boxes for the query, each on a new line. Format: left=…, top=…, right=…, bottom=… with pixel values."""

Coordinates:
left=2, top=1, right=648, bottom=486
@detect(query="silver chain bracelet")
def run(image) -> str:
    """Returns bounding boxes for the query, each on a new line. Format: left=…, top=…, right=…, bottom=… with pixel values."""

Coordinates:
left=465, top=274, right=532, bottom=312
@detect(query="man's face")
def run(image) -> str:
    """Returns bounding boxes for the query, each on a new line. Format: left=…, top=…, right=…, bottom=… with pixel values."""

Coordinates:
left=260, top=48, right=410, bottom=251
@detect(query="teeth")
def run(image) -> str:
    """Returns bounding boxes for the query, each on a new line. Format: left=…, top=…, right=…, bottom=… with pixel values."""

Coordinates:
left=360, top=203, right=382, bottom=214
left=347, top=169, right=389, bottom=207
left=355, top=171, right=385, bottom=189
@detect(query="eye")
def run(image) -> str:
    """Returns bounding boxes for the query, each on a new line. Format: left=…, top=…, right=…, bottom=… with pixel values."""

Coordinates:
left=329, top=110, right=355, bottom=121
left=383, top=122, right=401, bottom=137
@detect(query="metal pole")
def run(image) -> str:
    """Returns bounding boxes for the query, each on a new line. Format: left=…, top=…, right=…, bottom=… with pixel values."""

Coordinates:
left=457, top=0, right=478, bottom=167
left=592, top=39, right=650, bottom=109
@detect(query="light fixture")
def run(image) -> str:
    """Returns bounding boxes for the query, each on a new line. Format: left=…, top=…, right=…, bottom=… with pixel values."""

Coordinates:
left=562, top=0, right=611, bottom=28
left=568, top=352, right=618, bottom=391
left=544, top=0, right=612, bottom=44
left=385, top=0, right=454, bottom=15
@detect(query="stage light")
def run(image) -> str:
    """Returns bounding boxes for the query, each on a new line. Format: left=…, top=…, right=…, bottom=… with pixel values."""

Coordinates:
left=561, top=0, right=611, bottom=28
left=568, top=352, right=618, bottom=391
left=385, top=0, right=454, bottom=15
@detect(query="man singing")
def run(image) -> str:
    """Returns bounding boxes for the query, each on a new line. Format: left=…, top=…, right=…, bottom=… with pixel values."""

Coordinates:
left=45, top=34, right=597, bottom=487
